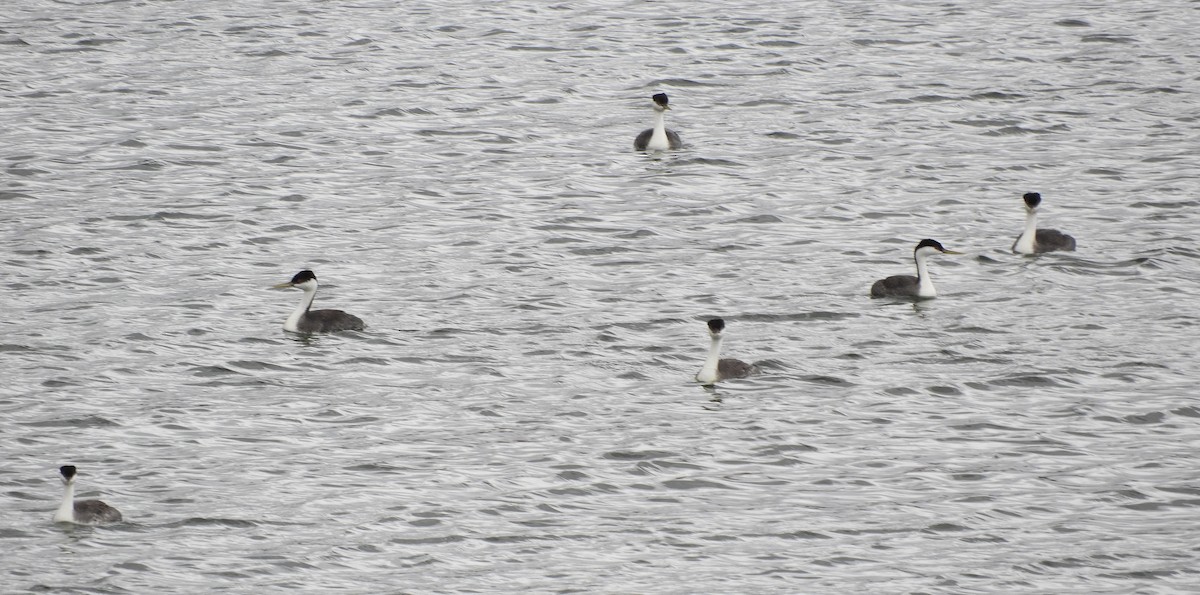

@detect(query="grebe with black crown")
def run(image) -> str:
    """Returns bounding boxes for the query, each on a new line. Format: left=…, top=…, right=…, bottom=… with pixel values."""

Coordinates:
left=54, top=465, right=122, bottom=525
left=871, top=239, right=961, bottom=299
left=695, top=318, right=756, bottom=385
left=1013, top=192, right=1076, bottom=254
left=273, top=270, right=366, bottom=333
left=633, top=93, right=683, bottom=152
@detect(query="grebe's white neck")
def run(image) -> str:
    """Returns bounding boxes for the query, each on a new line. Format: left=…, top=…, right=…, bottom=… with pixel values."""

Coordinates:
left=914, top=248, right=937, bottom=298
left=646, top=109, right=670, bottom=151
left=54, top=477, right=75, bottom=523
left=696, top=333, right=723, bottom=384
left=284, top=281, right=317, bottom=332
left=1013, top=208, right=1038, bottom=254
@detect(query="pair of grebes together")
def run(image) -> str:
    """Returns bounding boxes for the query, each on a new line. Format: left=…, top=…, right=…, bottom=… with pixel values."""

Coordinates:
left=266, top=93, right=686, bottom=331
left=271, top=94, right=1076, bottom=374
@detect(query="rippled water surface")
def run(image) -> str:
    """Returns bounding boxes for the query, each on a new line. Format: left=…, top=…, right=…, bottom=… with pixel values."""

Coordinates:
left=3, top=0, right=1199, bottom=593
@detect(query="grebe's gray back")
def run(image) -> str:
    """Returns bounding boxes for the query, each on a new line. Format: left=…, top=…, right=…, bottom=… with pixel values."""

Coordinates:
left=870, top=239, right=961, bottom=299
left=273, top=270, right=366, bottom=334
left=54, top=465, right=122, bottom=525
left=634, top=93, right=683, bottom=152
left=1013, top=192, right=1076, bottom=254
left=695, top=318, right=756, bottom=385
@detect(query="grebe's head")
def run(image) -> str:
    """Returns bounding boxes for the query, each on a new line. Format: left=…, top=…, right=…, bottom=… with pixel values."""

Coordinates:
left=273, top=270, right=318, bottom=291
left=1022, top=192, right=1042, bottom=210
left=651, top=93, right=671, bottom=111
left=914, top=239, right=961, bottom=257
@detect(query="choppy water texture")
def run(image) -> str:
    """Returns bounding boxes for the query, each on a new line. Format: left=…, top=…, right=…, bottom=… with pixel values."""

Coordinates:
left=3, top=1, right=1199, bottom=593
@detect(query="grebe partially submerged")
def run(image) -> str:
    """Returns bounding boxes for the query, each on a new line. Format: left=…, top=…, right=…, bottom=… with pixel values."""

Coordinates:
left=1013, top=192, right=1076, bottom=254
left=273, top=270, right=366, bottom=333
left=633, top=93, right=683, bottom=152
left=871, top=239, right=961, bottom=299
left=54, top=465, right=122, bottom=525
left=695, top=318, right=756, bottom=385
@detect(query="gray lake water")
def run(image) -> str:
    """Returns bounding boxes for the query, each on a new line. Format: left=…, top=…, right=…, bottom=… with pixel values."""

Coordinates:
left=3, top=1, right=1199, bottom=593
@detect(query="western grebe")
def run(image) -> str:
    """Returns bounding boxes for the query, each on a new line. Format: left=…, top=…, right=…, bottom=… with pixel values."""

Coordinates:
left=54, top=465, right=122, bottom=525
left=870, top=239, right=962, bottom=299
left=695, top=318, right=756, bottom=385
left=633, top=93, right=683, bottom=152
left=272, top=270, right=366, bottom=333
left=1012, top=192, right=1076, bottom=254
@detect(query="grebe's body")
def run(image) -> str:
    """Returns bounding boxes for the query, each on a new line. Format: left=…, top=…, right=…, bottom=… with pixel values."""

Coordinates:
left=273, top=270, right=365, bottom=333
left=634, top=93, right=683, bottom=152
left=1013, top=192, right=1075, bottom=254
left=695, top=318, right=755, bottom=385
left=871, top=239, right=961, bottom=299
left=54, top=465, right=122, bottom=525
